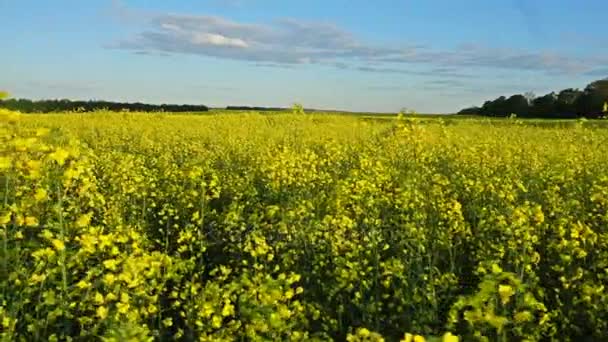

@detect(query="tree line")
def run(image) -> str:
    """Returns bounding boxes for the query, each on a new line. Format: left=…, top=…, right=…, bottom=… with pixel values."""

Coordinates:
left=458, top=78, right=608, bottom=118
left=0, top=98, right=209, bottom=113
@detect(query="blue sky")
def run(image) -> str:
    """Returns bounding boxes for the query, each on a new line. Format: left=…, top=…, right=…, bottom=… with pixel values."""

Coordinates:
left=1, top=0, right=607, bottom=113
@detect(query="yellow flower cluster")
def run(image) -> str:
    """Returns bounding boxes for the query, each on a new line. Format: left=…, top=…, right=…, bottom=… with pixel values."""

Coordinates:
left=2, top=110, right=608, bottom=341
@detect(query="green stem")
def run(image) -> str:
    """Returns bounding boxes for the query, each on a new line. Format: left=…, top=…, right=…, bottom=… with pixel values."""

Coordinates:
left=2, top=174, right=9, bottom=293
left=198, top=183, right=206, bottom=268
left=57, top=186, right=68, bottom=305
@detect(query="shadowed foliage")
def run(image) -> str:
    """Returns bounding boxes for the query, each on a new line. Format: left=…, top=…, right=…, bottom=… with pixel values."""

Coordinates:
left=459, top=78, right=608, bottom=118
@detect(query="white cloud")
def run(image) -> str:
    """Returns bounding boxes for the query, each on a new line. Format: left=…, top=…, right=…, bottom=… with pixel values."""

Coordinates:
left=160, top=23, right=181, bottom=31
left=109, top=8, right=608, bottom=78
left=192, top=33, right=249, bottom=48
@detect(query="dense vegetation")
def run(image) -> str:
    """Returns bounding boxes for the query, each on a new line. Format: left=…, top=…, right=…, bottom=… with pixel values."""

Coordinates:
left=459, top=78, right=608, bottom=118
left=225, top=106, right=288, bottom=111
left=2, top=110, right=608, bottom=341
left=0, top=98, right=209, bottom=113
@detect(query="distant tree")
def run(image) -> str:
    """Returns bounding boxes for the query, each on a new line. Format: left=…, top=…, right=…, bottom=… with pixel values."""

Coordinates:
left=457, top=78, right=608, bottom=119
left=0, top=98, right=209, bottom=113
left=457, top=106, right=482, bottom=115
left=504, top=94, right=530, bottom=117
left=480, top=96, right=508, bottom=117
left=530, top=93, right=557, bottom=118
left=555, top=88, right=583, bottom=117
left=575, top=78, right=608, bottom=117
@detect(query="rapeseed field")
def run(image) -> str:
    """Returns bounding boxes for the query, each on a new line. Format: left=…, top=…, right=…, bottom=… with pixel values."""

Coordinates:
left=2, top=110, right=608, bottom=341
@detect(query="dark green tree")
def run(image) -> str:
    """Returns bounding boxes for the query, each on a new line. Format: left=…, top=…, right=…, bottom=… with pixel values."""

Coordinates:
left=575, top=78, right=608, bottom=117
left=458, top=78, right=608, bottom=118
left=504, top=94, right=530, bottom=117
left=530, top=93, right=557, bottom=118
left=555, top=88, right=582, bottom=117
left=0, top=98, right=209, bottom=113
left=480, top=96, right=508, bottom=117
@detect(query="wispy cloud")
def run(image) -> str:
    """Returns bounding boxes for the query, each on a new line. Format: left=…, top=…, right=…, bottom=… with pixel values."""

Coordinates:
left=193, top=85, right=237, bottom=91
left=366, top=85, right=404, bottom=91
left=353, top=65, right=475, bottom=79
left=583, top=68, right=608, bottom=77
left=134, top=50, right=171, bottom=57
left=25, top=80, right=100, bottom=92
left=426, top=79, right=466, bottom=87
left=111, top=12, right=373, bottom=64
left=8, top=80, right=103, bottom=100
left=109, top=5, right=608, bottom=77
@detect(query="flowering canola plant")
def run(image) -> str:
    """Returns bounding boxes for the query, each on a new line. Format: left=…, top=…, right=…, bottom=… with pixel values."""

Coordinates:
left=2, top=110, right=608, bottom=341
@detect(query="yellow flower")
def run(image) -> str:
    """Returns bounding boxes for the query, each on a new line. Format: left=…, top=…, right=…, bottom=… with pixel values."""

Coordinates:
left=49, top=148, right=70, bottom=166
left=491, top=264, right=503, bottom=274
left=103, top=273, right=116, bottom=286
left=29, top=273, right=46, bottom=284
left=498, top=284, right=515, bottom=305
left=413, top=335, right=426, bottom=342
left=75, top=213, right=92, bottom=228
left=76, top=280, right=91, bottom=289
left=51, top=239, right=65, bottom=251
left=2, top=110, right=20, bottom=124
left=36, top=128, right=50, bottom=136
left=221, top=301, right=235, bottom=317
left=96, top=306, right=108, bottom=319
left=0, top=212, right=11, bottom=226
left=93, top=292, right=104, bottom=305
left=514, top=311, right=533, bottom=323
left=201, top=302, right=214, bottom=318
left=533, top=208, right=545, bottom=224
left=358, top=328, right=370, bottom=337
left=34, top=188, right=48, bottom=201
left=285, top=289, right=294, bottom=299
left=211, top=315, right=222, bottom=329
left=0, top=156, right=11, bottom=170
left=103, top=259, right=119, bottom=271
left=442, top=332, right=459, bottom=342
left=162, top=318, right=173, bottom=327
left=116, top=302, right=130, bottom=314
left=26, top=160, right=41, bottom=173
left=25, top=216, right=38, bottom=226
left=14, top=231, right=24, bottom=239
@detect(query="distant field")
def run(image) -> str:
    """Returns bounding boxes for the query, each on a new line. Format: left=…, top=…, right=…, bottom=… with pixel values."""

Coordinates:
left=3, top=110, right=608, bottom=341
left=209, top=107, right=608, bottom=128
